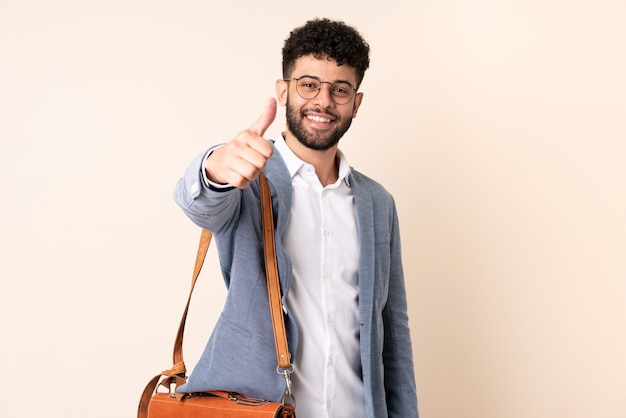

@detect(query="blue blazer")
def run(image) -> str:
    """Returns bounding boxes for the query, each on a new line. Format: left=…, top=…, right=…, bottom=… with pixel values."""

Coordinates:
left=173, top=143, right=418, bottom=417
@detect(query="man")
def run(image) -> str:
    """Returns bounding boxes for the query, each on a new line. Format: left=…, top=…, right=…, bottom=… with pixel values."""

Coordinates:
left=174, top=18, right=418, bottom=418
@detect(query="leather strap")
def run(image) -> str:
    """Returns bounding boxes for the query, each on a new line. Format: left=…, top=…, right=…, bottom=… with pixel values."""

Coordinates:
left=259, top=172, right=292, bottom=369
left=138, top=230, right=213, bottom=417
left=138, top=172, right=291, bottom=417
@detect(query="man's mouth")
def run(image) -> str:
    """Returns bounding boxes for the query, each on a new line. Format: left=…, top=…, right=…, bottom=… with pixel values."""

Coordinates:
left=306, top=114, right=333, bottom=124
left=303, top=108, right=337, bottom=127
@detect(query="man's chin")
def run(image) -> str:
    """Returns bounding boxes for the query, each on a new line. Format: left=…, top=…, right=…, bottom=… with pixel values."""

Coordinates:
left=296, top=134, right=340, bottom=151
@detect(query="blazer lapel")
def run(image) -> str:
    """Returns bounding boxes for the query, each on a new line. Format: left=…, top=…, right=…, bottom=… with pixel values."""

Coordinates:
left=352, top=176, right=376, bottom=322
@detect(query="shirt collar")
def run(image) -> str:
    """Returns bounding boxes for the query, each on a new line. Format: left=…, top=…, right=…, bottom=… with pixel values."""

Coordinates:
left=274, top=133, right=352, bottom=187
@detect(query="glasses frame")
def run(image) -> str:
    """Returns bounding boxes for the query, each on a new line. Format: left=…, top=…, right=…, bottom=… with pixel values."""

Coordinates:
left=284, top=76, right=358, bottom=105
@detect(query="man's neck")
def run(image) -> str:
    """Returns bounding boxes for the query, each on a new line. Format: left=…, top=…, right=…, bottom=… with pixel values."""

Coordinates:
left=284, top=133, right=339, bottom=187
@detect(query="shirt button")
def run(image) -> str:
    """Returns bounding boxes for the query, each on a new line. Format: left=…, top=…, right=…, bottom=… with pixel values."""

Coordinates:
left=190, top=181, right=199, bottom=195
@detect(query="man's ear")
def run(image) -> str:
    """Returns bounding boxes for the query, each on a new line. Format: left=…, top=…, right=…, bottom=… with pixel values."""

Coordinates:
left=276, top=79, right=289, bottom=106
left=352, top=92, right=364, bottom=118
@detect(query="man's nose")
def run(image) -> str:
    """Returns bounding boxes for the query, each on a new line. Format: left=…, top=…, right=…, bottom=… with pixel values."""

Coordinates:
left=312, top=82, right=335, bottom=107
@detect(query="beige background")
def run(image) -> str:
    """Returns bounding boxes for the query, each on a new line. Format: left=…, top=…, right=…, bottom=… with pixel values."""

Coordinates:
left=1, top=0, right=625, bottom=417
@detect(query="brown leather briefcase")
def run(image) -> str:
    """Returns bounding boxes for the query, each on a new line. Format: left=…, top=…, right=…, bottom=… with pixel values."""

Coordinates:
left=146, top=391, right=295, bottom=418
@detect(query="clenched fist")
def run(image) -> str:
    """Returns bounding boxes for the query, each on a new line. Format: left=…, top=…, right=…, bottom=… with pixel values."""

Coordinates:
left=204, top=98, right=277, bottom=189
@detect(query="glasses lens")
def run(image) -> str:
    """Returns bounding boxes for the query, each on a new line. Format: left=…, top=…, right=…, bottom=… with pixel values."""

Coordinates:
left=296, top=77, right=321, bottom=99
left=329, top=82, right=354, bottom=104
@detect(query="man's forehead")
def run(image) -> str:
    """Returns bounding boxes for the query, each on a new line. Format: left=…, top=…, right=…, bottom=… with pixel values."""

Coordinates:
left=291, top=54, right=358, bottom=81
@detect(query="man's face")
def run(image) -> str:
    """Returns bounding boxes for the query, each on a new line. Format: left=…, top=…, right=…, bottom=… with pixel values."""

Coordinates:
left=277, top=54, right=363, bottom=151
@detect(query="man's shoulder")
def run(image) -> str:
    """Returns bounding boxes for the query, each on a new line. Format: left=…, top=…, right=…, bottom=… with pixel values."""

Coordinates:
left=349, top=168, right=394, bottom=201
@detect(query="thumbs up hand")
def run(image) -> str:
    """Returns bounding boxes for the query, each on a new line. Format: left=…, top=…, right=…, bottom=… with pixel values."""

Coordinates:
left=204, top=98, right=276, bottom=189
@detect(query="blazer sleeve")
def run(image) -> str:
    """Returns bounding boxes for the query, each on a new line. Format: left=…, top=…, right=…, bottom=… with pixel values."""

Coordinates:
left=383, top=200, right=419, bottom=417
left=173, top=148, right=242, bottom=234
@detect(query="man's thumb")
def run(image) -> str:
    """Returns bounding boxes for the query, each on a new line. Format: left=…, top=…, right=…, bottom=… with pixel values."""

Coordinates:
left=250, top=97, right=277, bottom=137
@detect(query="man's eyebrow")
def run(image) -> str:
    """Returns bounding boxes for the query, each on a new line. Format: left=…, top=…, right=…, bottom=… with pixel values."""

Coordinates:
left=296, top=74, right=321, bottom=80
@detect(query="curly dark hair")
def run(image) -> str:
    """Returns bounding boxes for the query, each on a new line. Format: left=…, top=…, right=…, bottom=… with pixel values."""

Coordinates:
left=282, top=18, right=370, bottom=87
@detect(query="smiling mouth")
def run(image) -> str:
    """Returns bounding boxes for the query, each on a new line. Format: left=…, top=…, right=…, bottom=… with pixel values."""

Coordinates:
left=306, top=114, right=333, bottom=124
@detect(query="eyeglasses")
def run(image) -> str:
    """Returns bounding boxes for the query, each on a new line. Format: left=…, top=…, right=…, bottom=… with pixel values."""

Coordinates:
left=284, top=76, right=357, bottom=105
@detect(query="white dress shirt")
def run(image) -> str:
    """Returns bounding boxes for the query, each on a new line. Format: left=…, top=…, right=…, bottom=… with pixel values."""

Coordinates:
left=275, top=135, right=366, bottom=418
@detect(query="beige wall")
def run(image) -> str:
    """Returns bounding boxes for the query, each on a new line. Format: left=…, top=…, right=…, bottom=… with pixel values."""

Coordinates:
left=1, top=1, right=625, bottom=417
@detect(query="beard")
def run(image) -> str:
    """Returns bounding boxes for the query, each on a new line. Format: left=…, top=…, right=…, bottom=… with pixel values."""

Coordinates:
left=286, top=96, right=354, bottom=151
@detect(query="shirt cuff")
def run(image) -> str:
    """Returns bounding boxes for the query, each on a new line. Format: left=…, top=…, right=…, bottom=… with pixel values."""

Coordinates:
left=202, top=145, right=236, bottom=192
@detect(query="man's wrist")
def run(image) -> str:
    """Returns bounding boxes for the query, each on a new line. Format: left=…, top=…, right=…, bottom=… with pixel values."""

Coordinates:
left=202, top=145, right=235, bottom=192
